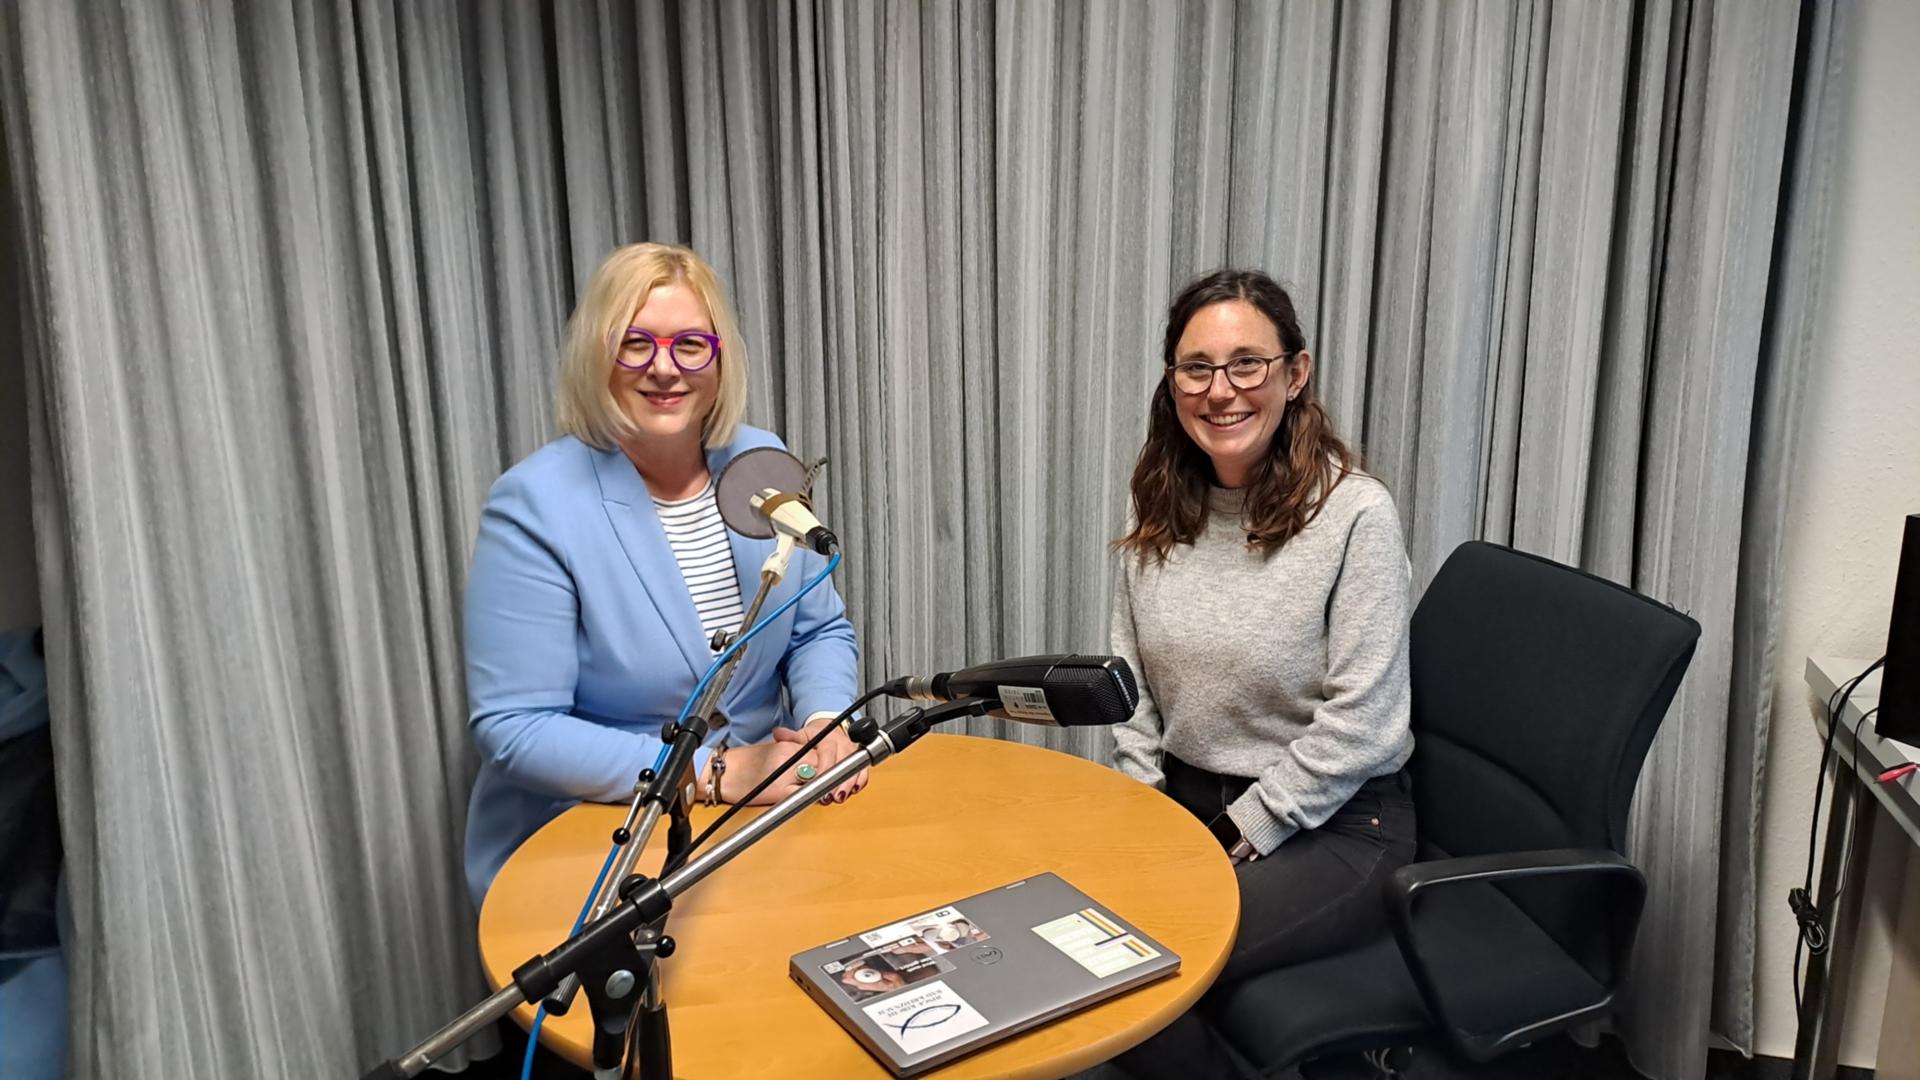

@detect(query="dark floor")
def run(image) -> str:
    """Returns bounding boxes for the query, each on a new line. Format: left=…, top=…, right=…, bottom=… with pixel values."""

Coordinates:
left=1295, top=1038, right=1805, bottom=1080
left=1298, top=1036, right=1639, bottom=1080
left=463, top=1019, right=1852, bottom=1080
left=1297, top=1040, right=1861, bottom=1080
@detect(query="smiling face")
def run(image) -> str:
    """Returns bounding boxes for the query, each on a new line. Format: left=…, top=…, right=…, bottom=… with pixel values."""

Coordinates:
left=609, top=281, right=721, bottom=453
left=1169, top=298, right=1310, bottom=489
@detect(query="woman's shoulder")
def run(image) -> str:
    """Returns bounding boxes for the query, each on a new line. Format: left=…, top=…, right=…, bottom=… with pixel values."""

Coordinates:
left=722, top=423, right=786, bottom=455
left=709, top=424, right=803, bottom=475
left=485, top=436, right=604, bottom=516
left=1322, top=467, right=1398, bottom=520
left=734, top=422, right=782, bottom=448
left=497, top=435, right=594, bottom=486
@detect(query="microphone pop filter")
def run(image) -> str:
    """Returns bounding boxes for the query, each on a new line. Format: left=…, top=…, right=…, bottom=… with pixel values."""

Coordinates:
left=714, top=447, right=809, bottom=539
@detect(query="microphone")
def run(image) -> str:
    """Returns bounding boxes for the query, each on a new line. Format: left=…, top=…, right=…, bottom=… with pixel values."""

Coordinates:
left=883, top=654, right=1139, bottom=727
left=749, top=488, right=837, bottom=555
left=713, top=447, right=837, bottom=555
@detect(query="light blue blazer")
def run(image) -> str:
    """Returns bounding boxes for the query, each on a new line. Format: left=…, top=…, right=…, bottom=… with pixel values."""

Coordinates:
left=462, top=427, right=858, bottom=905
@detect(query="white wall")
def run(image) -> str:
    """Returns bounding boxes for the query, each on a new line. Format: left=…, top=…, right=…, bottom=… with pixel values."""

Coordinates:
left=1752, top=0, right=1920, bottom=1064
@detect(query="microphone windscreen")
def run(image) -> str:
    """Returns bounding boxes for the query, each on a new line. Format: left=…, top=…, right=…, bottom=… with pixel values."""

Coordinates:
left=713, top=447, right=809, bottom=539
left=1046, top=657, right=1139, bottom=725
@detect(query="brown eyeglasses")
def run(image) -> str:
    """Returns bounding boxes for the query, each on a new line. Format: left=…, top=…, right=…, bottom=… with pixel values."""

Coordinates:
left=1167, top=352, right=1292, bottom=395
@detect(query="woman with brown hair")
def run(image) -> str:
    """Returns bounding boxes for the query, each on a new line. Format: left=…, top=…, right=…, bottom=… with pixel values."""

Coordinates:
left=1103, top=269, right=1416, bottom=1076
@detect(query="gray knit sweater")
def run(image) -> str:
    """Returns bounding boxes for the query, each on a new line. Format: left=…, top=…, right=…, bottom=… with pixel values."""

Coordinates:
left=1109, top=473, right=1414, bottom=855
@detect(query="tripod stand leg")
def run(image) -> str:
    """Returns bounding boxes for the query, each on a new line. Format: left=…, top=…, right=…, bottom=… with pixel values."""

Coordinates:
left=567, top=914, right=657, bottom=1075
left=632, top=964, right=672, bottom=1080
left=587, top=971, right=637, bottom=1074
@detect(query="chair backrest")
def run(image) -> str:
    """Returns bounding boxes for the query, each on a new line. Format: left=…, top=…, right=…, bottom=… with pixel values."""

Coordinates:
left=1409, top=543, right=1700, bottom=971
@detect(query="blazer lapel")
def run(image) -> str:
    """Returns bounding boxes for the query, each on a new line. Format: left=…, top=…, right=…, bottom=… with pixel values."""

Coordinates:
left=592, top=446, right=712, bottom=682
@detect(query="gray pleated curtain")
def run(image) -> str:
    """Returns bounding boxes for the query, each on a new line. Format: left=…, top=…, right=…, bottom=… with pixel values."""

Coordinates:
left=0, top=2, right=1841, bottom=1078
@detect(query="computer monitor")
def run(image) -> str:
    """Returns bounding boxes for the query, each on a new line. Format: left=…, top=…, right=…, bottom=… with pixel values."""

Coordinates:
left=1879, top=514, right=1920, bottom=746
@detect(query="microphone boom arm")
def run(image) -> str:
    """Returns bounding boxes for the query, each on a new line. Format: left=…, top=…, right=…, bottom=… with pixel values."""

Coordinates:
left=360, top=696, right=991, bottom=1080
left=539, top=538, right=795, bottom=1032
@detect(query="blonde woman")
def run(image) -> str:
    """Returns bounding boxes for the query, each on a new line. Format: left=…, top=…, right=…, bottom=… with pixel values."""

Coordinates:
left=462, top=243, right=864, bottom=905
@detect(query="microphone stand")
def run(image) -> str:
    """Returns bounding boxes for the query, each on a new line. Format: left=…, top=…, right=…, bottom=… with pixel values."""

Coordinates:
left=361, top=697, right=988, bottom=1080
left=540, top=534, right=803, bottom=1076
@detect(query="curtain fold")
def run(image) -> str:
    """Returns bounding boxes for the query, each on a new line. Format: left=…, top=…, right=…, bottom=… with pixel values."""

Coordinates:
left=1713, top=0, right=1849, bottom=1055
left=1612, top=4, right=1808, bottom=1075
left=0, top=1, right=1837, bottom=1075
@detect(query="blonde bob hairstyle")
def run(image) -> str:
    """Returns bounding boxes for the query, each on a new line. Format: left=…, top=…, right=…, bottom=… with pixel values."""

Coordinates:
left=555, top=242, right=749, bottom=451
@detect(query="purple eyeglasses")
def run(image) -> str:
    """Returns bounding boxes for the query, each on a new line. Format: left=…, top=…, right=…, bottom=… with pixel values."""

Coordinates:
left=615, top=328, right=723, bottom=373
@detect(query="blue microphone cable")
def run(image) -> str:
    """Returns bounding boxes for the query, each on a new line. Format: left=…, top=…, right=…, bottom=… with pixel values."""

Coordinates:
left=522, top=552, right=843, bottom=1077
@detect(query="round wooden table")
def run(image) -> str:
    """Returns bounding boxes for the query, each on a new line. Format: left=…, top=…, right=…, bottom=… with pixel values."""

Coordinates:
left=479, top=733, right=1240, bottom=1079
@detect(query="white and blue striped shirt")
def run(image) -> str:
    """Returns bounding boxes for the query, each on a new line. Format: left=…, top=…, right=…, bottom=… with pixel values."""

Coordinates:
left=653, top=483, right=745, bottom=648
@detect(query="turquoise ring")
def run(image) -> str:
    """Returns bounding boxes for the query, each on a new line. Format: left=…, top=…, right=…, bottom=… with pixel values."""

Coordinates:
left=796, top=763, right=819, bottom=782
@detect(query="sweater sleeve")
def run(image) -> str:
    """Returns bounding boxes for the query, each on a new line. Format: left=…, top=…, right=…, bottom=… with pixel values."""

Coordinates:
left=1226, top=496, right=1414, bottom=854
left=1108, top=558, right=1167, bottom=789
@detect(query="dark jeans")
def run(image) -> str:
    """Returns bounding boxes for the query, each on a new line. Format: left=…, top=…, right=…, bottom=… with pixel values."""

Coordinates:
left=1102, top=755, right=1418, bottom=1079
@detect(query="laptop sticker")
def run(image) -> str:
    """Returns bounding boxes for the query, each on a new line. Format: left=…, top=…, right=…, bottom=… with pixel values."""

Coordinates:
left=861, top=979, right=991, bottom=1055
left=822, top=936, right=956, bottom=1003
left=858, top=905, right=992, bottom=954
left=1031, top=908, right=1161, bottom=979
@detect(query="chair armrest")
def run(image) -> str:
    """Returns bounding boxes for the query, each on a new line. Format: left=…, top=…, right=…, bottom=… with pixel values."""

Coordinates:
left=1385, top=848, right=1647, bottom=1062
left=1392, top=847, right=1644, bottom=895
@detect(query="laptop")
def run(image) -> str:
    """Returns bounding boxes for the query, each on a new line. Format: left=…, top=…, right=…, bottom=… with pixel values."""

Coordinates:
left=788, top=872, right=1181, bottom=1076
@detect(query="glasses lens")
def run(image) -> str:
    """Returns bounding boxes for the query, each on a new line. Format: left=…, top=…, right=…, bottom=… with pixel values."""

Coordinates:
left=1226, top=356, right=1272, bottom=389
left=671, top=334, right=717, bottom=371
left=616, top=331, right=656, bottom=370
left=1171, top=363, right=1214, bottom=394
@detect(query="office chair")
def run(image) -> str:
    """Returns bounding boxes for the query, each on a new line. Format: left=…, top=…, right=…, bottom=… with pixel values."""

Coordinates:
left=1204, top=541, right=1702, bottom=1075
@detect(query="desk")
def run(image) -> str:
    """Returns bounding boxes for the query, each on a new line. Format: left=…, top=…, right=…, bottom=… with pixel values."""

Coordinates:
left=1793, top=657, right=1920, bottom=1080
left=479, top=734, right=1241, bottom=1079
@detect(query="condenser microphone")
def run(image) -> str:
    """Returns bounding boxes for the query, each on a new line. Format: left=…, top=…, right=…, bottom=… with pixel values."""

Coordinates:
left=713, top=447, right=837, bottom=554
left=883, top=655, right=1139, bottom=727
left=748, top=489, right=836, bottom=555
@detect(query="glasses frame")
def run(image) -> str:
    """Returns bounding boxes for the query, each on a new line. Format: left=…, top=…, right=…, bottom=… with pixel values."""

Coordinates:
left=1167, top=351, right=1294, bottom=395
left=615, top=328, right=723, bottom=374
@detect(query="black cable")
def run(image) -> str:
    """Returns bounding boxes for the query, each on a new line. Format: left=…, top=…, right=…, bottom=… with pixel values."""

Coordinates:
left=1831, top=706, right=1881, bottom=909
left=602, top=686, right=890, bottom=1076
left=1790, top=657, right=1883, bottom=1014
left=1790, top=673, right=1851, bottom=1012
left=664, top=685, right=889, bottom=874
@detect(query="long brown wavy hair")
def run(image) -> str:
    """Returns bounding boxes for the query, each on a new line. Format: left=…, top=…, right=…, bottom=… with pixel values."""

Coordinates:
left=1117, top=269, right=1356, bottom=564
